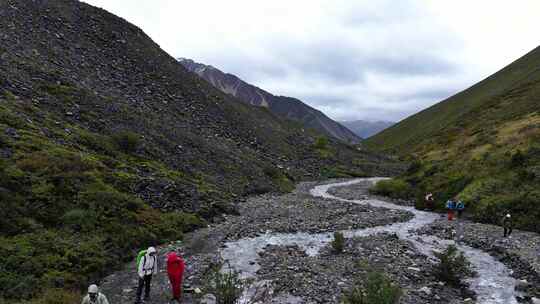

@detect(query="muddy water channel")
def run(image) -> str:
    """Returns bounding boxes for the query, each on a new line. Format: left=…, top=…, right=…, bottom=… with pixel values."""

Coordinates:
left=221, top=178, right=518, bottom=304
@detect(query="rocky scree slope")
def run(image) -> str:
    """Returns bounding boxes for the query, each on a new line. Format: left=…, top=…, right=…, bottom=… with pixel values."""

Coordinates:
left=179, top=58, right=361, bottom=143
left=0, top=0, right=399, bottom=301
left=365, top=45, right=540, bottom=233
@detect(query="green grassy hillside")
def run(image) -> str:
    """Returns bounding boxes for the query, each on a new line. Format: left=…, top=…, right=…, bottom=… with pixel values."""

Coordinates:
left=366, top=46, right=540, bottom=152
left=366, top=46, right=540, bottom=233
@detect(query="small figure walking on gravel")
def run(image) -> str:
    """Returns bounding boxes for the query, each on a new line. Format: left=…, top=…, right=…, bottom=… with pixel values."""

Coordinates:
left=456, top=199, right=465, bottom=218
left=425, top=192, right=434, bottom=210
left=446, top=198, right=456, bottom=221
left=167, top=251, right=185, bottom=303
left=503, top=213, right=513, bottom=238
left=82, top=284, right=109, bottom=304
left=135, top=247, right=158, bottom=304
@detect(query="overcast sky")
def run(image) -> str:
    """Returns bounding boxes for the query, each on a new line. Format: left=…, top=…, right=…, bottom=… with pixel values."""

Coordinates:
left=83, top=0, right=539, bottom=122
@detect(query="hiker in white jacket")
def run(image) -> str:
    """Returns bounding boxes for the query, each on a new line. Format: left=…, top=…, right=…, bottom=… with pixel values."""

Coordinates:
left=82, top=284, right=109, bottom=304
left=135, top=247, right=158, bottom=303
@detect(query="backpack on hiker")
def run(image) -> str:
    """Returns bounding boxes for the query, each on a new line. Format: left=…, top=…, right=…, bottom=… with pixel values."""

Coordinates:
left=136, top=249, right=147, bottom=268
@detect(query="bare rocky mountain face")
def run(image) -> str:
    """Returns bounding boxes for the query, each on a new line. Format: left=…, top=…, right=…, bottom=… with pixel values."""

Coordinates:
left=179, top=58, right=361, bottom=143
left=340, top=120, right=395, bottom=138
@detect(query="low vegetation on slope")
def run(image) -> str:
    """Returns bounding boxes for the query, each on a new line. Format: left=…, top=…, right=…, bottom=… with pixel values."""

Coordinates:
left=0, top=0, right=400, bottom=301
left=0, top=97, right=206, bottom=300
left=367, top=46, right=540, bottom=233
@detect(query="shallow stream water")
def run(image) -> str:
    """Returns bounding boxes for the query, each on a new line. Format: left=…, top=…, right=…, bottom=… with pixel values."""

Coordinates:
left=221, top=178, right=518, bottom=303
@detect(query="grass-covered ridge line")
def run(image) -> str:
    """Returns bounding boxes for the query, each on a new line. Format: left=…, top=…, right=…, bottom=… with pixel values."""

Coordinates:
left=366, top=44, right=540, bottom=233
left=366, top=45, right=540, bottom=152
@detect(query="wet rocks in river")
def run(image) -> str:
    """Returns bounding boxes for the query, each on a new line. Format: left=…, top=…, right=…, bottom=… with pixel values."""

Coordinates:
left=100, top=179, right=538, bottom=303
left=417, top=219, right=540, bottom=300
left=254, top=233, right=473, bottom=304
left=100, top=180, right=416, bottom=303
left=222, top=181, right=413, bottom=240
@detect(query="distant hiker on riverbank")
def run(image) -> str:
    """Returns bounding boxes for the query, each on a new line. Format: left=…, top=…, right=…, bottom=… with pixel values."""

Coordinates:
left=503, top=214, right=513, bottom=238
left=446, top=198, right=456, bottom=221
left=456, top=199, right=465, bottom=218
left=425, top=192, right=434, bottom=210
left=82, top=284, right=109, bottom=304
left=167, top=251, right=186, bottom=303
left=136, top=247, right=158, bottom=304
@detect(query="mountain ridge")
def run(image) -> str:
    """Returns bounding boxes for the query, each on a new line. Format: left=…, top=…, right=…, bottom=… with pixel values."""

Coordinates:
left=365, top=45, right=540, bottom=233
left=340, top=120, right=394, bottom=138
left=178, top=58, right=361, bottom=143
left=366, top=45, right=540, bottom=152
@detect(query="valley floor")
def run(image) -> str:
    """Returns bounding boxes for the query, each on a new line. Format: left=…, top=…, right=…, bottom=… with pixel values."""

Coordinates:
left=100, top=180, right=540, bottom=304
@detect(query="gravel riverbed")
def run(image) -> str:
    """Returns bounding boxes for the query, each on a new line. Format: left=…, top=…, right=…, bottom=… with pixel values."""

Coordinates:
left=100, top=179, right=540, bottom=304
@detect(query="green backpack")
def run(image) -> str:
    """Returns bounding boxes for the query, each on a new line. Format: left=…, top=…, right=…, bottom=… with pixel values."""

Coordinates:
left=136, top=249, right=147, bottom=268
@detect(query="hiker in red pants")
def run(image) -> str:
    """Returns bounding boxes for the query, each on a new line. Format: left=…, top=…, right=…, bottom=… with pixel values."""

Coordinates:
left=167, top=251, right=185, bottom=303
left=446, top=198, right=456, bottom=221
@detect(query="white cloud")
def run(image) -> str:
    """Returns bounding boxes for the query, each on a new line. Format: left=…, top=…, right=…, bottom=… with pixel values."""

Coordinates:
left=82, top=0, right=540, bottom=122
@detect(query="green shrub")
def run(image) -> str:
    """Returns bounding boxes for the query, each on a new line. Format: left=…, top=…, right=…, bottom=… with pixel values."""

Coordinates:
left=321, top=166, right=366, bottom=179
left=274, top=176, right=294, bottom=193
left=29, top=288, right=81, bottom=304
left=77, top=130, right=116, bottom=155
left=433, top=245, right=472, bottom=287
left=436, top=175, right=472, bottom=203
left=314, top=136, right=329, bottom=150
left=406, top=159, right=422, bottom=175
left=331, top=231, right=345, bottom=253
left=40, top=84, right=75, bottom=96
left=61, top=209, right=99, bottom=232
left=107, top=171, right=138, bottom=192
left=112, top=131, right=140, bottom=153
left=313, top=136, right=333, bottom=158
left=0, top=231, right=106, bottom=299
left=263, top=166, right=294, bottom=192
left=152, top=212, right=203, bottom=243
left=369, top=179, right=412, bottom=199
left=79, top=187, right=144, bottom=216
left=414, top=192, right=426, bottom=210
left=0, top=104, right=27, bottom=128
left=458, top=178, right=505, bottom=206
left=16, top=150, right=94, bottom=175
left=205, top=264, right=247, bottom=304
left=3, top=90, right=17, bottom=101
left=262, top=166, right=280, bottom=179
left=342, top=272, right=401, bottom=304
left=343, top=286, right=365, bottom=304
left=472, top=190, right=540, bottom=232
left=510, top=150, right=526, bottom=168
